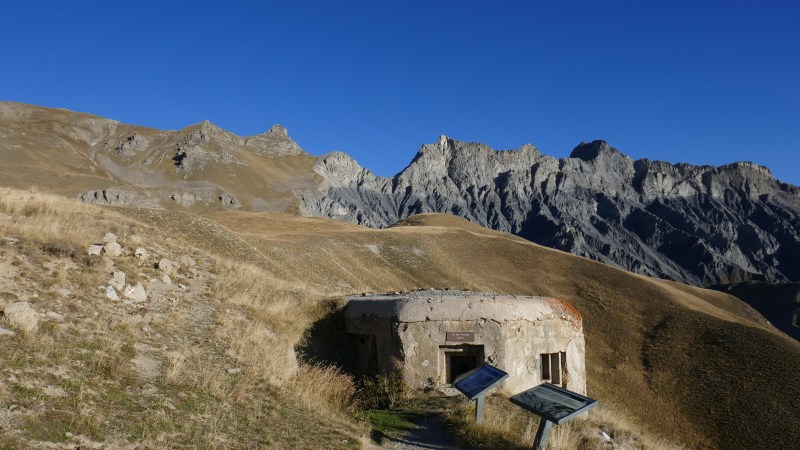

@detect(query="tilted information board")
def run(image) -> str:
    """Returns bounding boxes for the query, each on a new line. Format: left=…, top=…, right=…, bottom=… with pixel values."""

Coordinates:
left=509, top=383, right=598, bottom=449
left=509, top=383, right=597, bottom=424
left=453, top=364, right=509, bottom=424
left=453, top=364, right=509, bottom=400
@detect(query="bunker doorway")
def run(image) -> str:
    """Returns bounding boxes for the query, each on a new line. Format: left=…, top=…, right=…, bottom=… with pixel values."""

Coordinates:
left=440, top=345, right=484, bottom=384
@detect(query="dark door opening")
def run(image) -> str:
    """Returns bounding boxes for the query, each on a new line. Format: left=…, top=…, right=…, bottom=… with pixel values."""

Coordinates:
left=441, top=345, right=484, bottom=383
left=449, top=354, right=480, bottom=382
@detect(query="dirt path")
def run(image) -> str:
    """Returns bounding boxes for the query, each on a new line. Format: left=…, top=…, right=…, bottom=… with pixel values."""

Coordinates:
left=366, top=412, right=472, bottom=450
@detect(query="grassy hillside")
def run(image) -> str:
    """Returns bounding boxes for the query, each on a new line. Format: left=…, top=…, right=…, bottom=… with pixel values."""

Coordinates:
left=0, top=102, right=320, bottom=212
left=1, top=189, right=798, bottom=448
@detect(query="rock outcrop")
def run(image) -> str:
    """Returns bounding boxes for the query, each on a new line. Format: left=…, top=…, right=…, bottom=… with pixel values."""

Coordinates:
left=301, top=137, right=800, bottom=286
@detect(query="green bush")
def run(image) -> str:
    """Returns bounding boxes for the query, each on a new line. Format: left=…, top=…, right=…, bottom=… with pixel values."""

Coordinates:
left=359, top=373, right=407, bottom=409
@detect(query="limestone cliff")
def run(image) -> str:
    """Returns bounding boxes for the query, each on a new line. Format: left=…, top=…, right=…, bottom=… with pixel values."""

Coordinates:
left=301, top=137, right=800, bottom=286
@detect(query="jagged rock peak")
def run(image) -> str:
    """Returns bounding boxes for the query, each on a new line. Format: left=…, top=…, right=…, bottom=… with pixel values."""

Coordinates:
left=314, top=151, right=378, bottom=185
left=437, top=134, right=452, bottom=149
left=180, top=120, right=228, bottom=139
left=267, top=124, right=289, bottom=137
left=197, top=119, right=222, bottom=132
left=244, top=123, right=304, bottom=156
left=570, top=140, right=628, bottom=161
left=718, top=161, right=773, bottom=177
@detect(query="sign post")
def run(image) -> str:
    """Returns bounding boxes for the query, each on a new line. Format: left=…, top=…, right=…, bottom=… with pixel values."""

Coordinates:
left=509, top=383, right=598, bottom=449
left=452, top=364, right=509, bottom=424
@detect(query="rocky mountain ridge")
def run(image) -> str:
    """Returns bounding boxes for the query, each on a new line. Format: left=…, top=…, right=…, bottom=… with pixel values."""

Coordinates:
left=301, top=136, right=800, bottom=286
left=0, top=102, right=318, bottom=212
left=3, top=101, right=800, bottom=286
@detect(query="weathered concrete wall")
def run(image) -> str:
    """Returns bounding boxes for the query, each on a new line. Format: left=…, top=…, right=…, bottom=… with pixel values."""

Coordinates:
left=396, top=317, right=585, bottom=395
left=345, top=291, right=587, bottom=395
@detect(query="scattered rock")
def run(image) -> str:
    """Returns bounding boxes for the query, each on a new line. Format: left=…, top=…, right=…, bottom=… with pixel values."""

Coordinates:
left=161, top=274, right=172, bottom=285
left=56, top=288, right=70, bottom=298
left=103, top=232, right=117, bottom=244
left=105, top=286, right=119, bottom=301
left=123, top=283, right=147, bottom=303
left=87, top=244, right=104, bottom=256
left=177, top=283, right=187, bottom=290
left=177, top=255, right=196, bottom=268
left=0, top=326, right=16, bottom=337
left=170, top=192, right=200, bottom=207
left=134, top=247, right=149, bottom=261
left=103, top=241, right=122, bottom=257
left=219, top=192, right=241, bottom=209
left=227, top=368, right=241, bottom=375
left=45, top=311, right=65, bottom=322
left=77, top=187, right=150, bottom=206
left=2, top=237, right=19, bottom=245
left=42, top=386, right=67, bottom=398
left=132, top=350, right=161, bottom=379
left=3, top=301, right=39, bottom=333
left=111, top=271, right=126, bottom=291
left=157, top=258, right=178, bottom=277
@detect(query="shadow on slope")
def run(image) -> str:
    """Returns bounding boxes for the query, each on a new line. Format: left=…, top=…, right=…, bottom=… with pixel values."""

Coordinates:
left=709, top=281, right=800, bottom=342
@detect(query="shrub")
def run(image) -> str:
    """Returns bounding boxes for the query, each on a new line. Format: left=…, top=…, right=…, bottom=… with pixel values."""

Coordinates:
left=359, top=373, right=407, bottom=410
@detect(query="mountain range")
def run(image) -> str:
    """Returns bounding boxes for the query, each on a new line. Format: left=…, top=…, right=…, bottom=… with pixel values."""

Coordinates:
left=3, top=101, right=799, bottom=288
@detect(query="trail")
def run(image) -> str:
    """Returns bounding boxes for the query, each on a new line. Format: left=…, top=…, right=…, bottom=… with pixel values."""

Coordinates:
left=366, top=412, right=471, bottom=450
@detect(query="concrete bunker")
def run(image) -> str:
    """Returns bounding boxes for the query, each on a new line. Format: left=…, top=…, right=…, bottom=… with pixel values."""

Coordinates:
left=345, top=290, right=587, bottom=395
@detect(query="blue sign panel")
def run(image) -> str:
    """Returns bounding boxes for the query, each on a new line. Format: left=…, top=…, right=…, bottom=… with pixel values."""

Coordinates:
left=453, top=364, right=509, bottom=400
left=509, top=383, right=598, bottom=425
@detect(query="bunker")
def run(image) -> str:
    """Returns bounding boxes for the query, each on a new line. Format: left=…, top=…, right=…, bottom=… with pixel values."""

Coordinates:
left=345, top=290, right=587, bottom=395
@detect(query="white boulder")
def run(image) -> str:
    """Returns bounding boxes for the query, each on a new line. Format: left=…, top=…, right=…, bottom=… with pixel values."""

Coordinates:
left=3, top=301, right=39, bottom=333
left=103, top=242, right=122, bottom=257
left=123, top=283, right=147, bottom=303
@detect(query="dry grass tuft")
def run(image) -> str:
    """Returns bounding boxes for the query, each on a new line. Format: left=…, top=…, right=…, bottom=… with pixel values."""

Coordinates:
left=290, top=363, right=359, bottom=415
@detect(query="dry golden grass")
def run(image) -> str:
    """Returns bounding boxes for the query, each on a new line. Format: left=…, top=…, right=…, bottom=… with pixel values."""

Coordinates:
left=0, top=187, right=112, bottom=246
left=2, top=187, right=799, bottom=449
left=0, top=188, right=363, bottom=449
left=290, top=363, right=359, bottom=415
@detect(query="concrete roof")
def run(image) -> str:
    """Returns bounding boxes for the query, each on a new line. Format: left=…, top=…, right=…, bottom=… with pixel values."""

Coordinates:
left=344, top=290, right=581, bottom=324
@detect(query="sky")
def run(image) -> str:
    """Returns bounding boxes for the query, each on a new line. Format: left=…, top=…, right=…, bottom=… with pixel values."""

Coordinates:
left=2, top=1, right=799, bottom=184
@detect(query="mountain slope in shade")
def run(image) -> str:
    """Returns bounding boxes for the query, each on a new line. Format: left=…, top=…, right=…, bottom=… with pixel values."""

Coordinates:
left=301, top=136, right=800, bottom=286
left=710, top=281, right=800, bottom=341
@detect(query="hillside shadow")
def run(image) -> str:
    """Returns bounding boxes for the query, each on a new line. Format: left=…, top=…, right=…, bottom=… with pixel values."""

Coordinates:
left=298, top=300, right=360, bottom=375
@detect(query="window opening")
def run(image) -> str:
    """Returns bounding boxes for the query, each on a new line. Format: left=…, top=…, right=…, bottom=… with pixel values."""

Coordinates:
left=541, top=352, right=568, bottom=388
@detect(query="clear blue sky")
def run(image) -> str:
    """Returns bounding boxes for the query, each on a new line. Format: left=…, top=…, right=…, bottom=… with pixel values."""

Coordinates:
left=2, top=1, right=799, bottom=184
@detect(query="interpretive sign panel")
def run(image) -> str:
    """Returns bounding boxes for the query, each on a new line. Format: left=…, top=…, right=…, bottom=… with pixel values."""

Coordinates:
left=453, top=364, right=508, bottom=400
left=509, top=383, right=598, bottom=425
left=446, top=331, right=475, bottom=342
